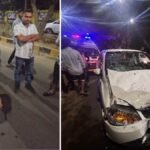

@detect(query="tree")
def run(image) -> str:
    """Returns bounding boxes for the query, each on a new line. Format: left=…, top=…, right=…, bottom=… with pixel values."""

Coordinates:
left=31, top=0, right=59, bottom=35
left=31, top=0, right=38, bottom=27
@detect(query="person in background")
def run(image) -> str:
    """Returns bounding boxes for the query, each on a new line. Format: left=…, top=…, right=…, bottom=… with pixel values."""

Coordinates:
left=7, top=9, right=23, bottom=67
left=61, top=37, right=87, bottom=96
left=13, top=9, right=40, bottom=93
left=43, top=57, right=59, bottom=96
left=43, top=36, right=60, bottom=96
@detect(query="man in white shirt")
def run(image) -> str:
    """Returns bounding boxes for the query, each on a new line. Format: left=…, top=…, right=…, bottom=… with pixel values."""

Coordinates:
left=13, top=9, right=40, bottom=93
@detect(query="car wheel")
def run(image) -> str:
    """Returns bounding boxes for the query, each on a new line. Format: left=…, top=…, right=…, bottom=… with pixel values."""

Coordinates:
left=46, top=28, right=54, bottom=34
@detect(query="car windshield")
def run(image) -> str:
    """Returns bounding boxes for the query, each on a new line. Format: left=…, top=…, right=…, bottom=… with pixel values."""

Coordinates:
left=106, top=51, right=150, bottom=71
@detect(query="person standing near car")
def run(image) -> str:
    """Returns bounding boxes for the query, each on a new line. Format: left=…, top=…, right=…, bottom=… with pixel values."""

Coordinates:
left=61, top=37, right=87, bottom=96
left=7, top=9, right=23, bottom=67
left=43, top=35, right=60, bottom=96
left=13, top=9, right=40, bottom=93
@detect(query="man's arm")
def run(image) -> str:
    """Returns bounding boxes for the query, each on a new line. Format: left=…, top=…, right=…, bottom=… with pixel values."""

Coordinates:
left=28, top=24, right=40, bottom=42
left=15, top=34, right=33, bottom=42
left=28, top=34, right=40, bottom=42
left=16, top=34, right=40, bottom=43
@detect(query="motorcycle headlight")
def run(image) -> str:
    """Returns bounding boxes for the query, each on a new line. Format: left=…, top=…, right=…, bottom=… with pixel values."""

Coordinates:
left=107, top=104, right=141, bottom=126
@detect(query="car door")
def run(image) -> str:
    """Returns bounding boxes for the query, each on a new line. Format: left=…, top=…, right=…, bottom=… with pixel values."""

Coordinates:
left=53, top=20, right=59, bottom=33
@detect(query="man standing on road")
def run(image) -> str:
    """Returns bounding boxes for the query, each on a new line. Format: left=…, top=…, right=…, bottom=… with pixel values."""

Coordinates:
left=13, top=9, right=40, bottom=93
left=61, top=37, right=87, bottom=95
left=7, top=9, right=23, bottom=67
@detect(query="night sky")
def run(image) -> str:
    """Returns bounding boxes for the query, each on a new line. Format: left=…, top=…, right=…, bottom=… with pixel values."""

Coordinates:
left=0, top=0, right=59, bottom=10
left=62, top=0, right=150, bottom=49
left=62, top=0, right=150, bottom=29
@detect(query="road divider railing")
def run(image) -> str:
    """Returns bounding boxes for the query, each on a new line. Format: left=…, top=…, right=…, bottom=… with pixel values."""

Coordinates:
left=0, top=36, right=59, bottom=59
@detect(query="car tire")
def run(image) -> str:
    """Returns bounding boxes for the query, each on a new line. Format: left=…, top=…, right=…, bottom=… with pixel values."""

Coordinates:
left=46, top=28, right=54, bottom=34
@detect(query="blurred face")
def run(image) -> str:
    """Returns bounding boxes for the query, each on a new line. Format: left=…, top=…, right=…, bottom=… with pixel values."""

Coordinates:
left=22, top=12, right=32, bottom=25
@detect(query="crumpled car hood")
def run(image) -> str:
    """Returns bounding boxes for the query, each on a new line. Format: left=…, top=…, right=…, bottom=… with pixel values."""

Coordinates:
left=108, top=69, right=150, bottom=109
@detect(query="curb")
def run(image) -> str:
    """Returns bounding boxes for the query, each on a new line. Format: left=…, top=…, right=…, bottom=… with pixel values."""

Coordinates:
left=0, top=36, right=59, bottom=59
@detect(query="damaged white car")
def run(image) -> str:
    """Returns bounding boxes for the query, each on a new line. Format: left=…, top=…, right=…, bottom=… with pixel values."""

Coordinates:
left=98, top=49, right=150, bottom=145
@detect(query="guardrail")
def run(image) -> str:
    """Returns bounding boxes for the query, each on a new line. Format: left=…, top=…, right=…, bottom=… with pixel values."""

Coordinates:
left=0, top=36, right=59, bottom=59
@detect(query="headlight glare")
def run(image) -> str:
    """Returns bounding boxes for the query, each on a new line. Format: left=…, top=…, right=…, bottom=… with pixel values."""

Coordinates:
left=107, top=105, right=141, bottom=126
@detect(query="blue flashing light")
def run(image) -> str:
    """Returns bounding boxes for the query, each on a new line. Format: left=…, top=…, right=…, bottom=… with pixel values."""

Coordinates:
left=84, top=33, right=92, bottom=40
left=85, top=36, right=91, bottom=39
left=84, top=35, right=91, bottom=40
left=63, top=34, right=68, bottom=37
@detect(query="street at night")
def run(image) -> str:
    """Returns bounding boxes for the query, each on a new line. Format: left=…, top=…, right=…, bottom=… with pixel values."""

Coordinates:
left=62, top=0, right=150, bottom=149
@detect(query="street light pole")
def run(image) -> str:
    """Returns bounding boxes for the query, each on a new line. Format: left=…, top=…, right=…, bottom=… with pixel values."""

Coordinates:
left=126, top=18, right=135, bottom=48
left=127, top=25, right=130, bottom=48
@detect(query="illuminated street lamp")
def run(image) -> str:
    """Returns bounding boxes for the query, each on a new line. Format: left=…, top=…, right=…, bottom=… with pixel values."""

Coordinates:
left=129, top=18, right=134, bottom=24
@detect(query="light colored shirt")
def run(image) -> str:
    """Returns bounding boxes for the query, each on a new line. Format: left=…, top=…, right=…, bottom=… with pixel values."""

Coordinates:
left=12, top=18, right=22, bottom=43
left=62, top=47, right=86, bottom=75
left=13, top=22, right=38, bottom=59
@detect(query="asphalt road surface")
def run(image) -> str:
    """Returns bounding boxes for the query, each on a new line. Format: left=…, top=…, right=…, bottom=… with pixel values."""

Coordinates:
left=0, top=42, right=59, bottom=149
left=62, top=75, right=150, bottom=150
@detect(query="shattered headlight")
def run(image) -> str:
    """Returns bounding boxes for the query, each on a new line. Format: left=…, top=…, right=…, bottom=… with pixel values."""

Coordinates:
left=107, top=104, right=141, bottom=126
